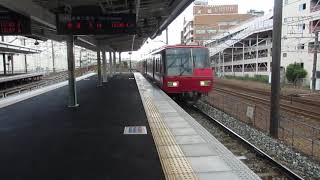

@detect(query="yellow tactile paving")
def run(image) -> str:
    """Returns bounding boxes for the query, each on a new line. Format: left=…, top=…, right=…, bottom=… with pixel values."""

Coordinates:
left=158, top=145, right=185, bottom=158
left=142, top=96, right=198, bottom=180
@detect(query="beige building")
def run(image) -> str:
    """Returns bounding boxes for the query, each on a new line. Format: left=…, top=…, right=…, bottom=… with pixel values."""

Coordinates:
left=182, top=4, right=255, bottom=46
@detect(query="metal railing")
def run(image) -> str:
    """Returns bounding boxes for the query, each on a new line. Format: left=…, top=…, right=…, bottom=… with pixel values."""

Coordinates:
left=208, top=18, right=273, bottom=56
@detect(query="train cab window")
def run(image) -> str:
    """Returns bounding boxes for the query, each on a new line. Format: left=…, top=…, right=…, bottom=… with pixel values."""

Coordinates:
left=166, top=48, right=193, bottom=76
left=165, top=48, right=209, bottom=76
left=192, top=48, right=209, bottom=68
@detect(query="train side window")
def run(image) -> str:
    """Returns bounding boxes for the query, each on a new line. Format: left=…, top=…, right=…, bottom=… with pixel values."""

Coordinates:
left=156, top=58, right=159, bottom=73
left=160, top=56, right=163, bottom=74
left=157, top=59, right=159, bottom=73
left=158, top=58, right=160, bottom=73
left=155, top=59, right=157, bottom=72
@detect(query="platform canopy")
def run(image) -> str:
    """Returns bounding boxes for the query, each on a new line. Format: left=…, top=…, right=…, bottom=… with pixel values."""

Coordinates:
left=0, top=0, right=193, bottom=52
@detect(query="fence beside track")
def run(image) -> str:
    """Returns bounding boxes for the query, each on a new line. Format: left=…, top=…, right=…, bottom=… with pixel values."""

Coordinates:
left=202, top=91, right=320, bottom=160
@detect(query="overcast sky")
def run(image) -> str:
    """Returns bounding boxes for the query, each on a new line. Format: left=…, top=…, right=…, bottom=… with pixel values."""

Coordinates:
left=125, top=0, right=274, bottom=60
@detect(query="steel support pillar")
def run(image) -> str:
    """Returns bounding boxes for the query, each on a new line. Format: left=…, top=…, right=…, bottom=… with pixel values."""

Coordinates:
left=67, top=36, right=79, bottom=107
left=166, top=28, right=169, bottom=45
left=256, top=34, right=259, bottom=74
left=113, top=52, right=116, bottom=74
left=97, top=49, right=103, bottom=87
left=218, top=52, right=221, bottom=77
left=109, top=51, right=113, bottom=77
left=231, top=45, right=234, bottom=74
left=119, top=52, right=121, bottom=73
left=2, top=54, right=6, bottom=75
left=270, top=0, right=283, bottom=138
left=242, top=43, right=245, bottom=75
left=23, top=39, right=27, bottom=73
left=10, top=55, right=14, bottom=74
left=51, top=40, right=55, bottom=73
left=2, top=36, right=6, bottom=75
left=222, top=51, right=225, bottom=77
left=102, top=50, right=108, bottom=83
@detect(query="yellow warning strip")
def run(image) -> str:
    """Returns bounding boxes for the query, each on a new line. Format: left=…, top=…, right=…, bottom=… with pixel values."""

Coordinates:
left=144, top=96, right=198, bottom=180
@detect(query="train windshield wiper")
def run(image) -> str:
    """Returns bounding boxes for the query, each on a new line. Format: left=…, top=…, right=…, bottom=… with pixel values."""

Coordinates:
left=179, top=57, right=190, bottom=76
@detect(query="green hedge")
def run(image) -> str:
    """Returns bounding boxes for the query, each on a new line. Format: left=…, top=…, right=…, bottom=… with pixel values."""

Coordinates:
left=225, top=75, right=269, bottom=83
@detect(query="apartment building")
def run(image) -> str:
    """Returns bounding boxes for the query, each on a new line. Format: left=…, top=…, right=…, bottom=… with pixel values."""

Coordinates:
left=282, top=0, right=320, bottom=83
left=182, top=3, right=254, bottom=46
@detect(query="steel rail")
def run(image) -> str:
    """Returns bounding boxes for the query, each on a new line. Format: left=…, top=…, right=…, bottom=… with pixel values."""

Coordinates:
left=192, top=104, right=304, bottom=180
left=215, top=87, right=320, bottom=121
left=215, top=82, right=320, bottom=107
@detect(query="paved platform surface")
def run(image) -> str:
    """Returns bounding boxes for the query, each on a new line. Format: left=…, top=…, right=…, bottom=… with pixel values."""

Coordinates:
left=0, top=73, right=165, bottom=180
left=135, top=73, right=261, bottom=180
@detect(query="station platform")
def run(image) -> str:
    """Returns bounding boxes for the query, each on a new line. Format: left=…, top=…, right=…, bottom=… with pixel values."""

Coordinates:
left=0, top=72, right=43, bottom=84
left=0, top=72, right=260, bottom=180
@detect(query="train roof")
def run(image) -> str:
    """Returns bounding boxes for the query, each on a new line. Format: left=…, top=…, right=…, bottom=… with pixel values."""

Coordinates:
left=164, top=45, right=206, bottom=49
left=151, top=44, right=207, bottom=54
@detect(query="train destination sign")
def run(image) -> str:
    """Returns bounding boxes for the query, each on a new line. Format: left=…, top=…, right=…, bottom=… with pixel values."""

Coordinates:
left=56, top=13, right=136, bottom=35
left=0, top=8, right=31, bottom=35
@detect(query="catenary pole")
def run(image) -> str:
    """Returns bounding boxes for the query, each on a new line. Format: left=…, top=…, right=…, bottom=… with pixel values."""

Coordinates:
left=270, top=0, right=283, bottom=138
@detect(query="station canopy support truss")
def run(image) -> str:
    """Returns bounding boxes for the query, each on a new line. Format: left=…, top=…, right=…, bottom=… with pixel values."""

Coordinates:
left=0, top=0, right=193, bottom=52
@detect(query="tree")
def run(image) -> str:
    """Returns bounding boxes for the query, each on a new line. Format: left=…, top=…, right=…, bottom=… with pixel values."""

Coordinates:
left=286, top=63, right=307, bottom=85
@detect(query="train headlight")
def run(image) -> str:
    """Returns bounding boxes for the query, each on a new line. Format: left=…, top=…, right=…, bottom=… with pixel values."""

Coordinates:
left=168, top=81, right=179, bottom=87
left=200, top=80, right=211, bottom=87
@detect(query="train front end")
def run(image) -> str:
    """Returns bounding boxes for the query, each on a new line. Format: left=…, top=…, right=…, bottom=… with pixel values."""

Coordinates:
left=162, top=46, right=214, bottom=101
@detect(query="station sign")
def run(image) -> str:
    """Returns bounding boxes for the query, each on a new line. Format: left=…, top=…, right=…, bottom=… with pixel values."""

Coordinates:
left=0, top=8, right=31, bottom=35
left=56, top=13, right=136, bottom=35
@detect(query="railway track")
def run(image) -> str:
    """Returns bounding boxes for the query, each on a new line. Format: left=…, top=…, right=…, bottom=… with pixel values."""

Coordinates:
left=216, top=82, right=320, bottom=107
left=215, top=87, right=320, bottom=121
left=179, top=102, right=304, bottom=180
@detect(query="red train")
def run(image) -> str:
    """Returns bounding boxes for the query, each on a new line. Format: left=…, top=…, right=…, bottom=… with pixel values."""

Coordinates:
left=138, top=45, right=214, bottom=102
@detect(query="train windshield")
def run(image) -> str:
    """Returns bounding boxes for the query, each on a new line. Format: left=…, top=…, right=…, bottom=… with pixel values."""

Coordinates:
left=166, top=48, right=209, bottom=76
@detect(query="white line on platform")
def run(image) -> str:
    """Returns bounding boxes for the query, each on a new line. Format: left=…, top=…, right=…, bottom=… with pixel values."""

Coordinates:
left=0, top=73, right=96, bottom=109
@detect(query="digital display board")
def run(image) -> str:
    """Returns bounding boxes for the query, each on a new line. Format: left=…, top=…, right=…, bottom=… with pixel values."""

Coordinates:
left=0, top=9, right=31, bottom=35
left=56, top=13, right=136, bottom=35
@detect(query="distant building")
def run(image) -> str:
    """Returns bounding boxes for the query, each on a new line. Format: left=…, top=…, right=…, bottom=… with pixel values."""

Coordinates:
left=182, top=4, right=254, bottom=46
left=0, top=36, right=97, bottom=74
left=205, top=0, right=320, bottom=86
left=282, top=0, right=320, bottom=84
left=194, top=0, right=208, bottom=6
left=247, top=9, right=265, bottom=16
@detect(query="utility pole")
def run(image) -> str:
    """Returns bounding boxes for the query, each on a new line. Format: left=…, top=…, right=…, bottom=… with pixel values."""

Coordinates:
left=270, top=0, right=283, bottom=138
left=312, top=31, right=319, bottom=91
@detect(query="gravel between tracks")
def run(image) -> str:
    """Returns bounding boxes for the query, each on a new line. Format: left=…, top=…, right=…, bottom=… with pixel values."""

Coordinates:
left=196, top=100, right=320, bottom=180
